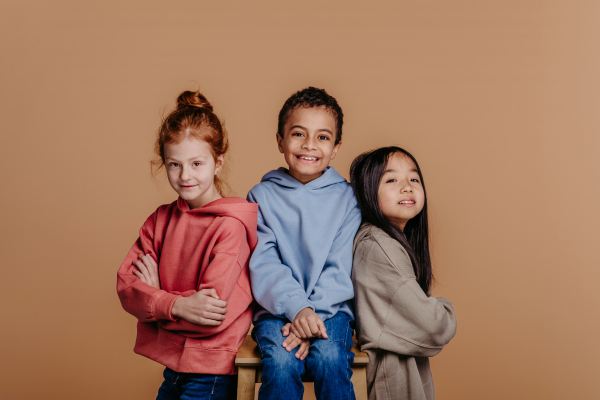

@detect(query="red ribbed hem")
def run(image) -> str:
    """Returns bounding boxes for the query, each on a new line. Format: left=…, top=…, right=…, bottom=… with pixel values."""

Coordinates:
left=133, top=323, right=238, bottom=375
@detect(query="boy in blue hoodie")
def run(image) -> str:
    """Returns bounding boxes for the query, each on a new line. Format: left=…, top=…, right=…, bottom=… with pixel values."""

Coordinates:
left=247, top=87, right=361, bottom=400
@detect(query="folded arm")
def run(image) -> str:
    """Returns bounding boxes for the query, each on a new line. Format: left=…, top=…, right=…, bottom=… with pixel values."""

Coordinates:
left=116, top=216, right=180, bottom=322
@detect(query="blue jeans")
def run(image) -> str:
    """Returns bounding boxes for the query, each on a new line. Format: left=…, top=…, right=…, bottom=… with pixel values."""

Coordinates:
left=156, top=368, right=237, bottom=400
left=252, top=312, right=356, bottom=400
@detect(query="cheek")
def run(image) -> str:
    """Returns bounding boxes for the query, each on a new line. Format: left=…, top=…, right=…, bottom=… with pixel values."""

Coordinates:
left=377, top=189, right=393, bottom=214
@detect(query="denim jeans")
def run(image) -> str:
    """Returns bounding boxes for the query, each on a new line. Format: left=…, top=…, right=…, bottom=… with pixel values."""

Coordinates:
left=156, top=368, right=237, bottom=400
left=252, top=312, right=356, bottom=400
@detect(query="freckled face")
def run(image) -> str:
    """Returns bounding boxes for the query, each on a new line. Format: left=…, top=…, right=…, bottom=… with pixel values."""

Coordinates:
left=164, top=136, right=223, bottom=209
left=277, top=107, right=341, bottom=184
left=378, top=153, right=425, bottom=230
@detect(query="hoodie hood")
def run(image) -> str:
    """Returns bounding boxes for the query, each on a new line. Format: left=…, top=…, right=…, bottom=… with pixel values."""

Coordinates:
left=261, top=166, right=348, bottom=190
left=177, top=196, right=258, bottom=249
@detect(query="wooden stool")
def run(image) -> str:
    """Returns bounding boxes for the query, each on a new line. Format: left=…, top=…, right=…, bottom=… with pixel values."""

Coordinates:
left=235, top=334, right=369, bottom=400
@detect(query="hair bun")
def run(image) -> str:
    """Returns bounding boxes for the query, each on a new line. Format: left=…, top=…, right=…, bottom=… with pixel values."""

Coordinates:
left=176, top=90, right=213, bottom=112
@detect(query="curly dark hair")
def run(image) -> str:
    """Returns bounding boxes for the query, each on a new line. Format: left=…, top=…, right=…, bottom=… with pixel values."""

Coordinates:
left=277, top=87, right=344, bottom=144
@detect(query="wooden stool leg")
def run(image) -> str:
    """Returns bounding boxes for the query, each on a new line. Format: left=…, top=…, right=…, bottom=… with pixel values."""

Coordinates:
left=237, top=366, right=256, bottom=400
left=351, top=366, right=368, bottom=400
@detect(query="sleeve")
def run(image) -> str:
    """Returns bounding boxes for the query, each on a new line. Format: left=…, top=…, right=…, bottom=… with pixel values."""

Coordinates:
left=354, top=235, right=457, bottom=358
left=116, top=214, right=180, bottom=322
left=308, top=199, right=362, bottom=320
left=247, top=190, right=312, bottom=321
left=158, top=218, right=253, bottom=338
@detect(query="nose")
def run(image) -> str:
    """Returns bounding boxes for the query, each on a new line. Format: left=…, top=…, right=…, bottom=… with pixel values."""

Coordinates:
left=400, top=179, right=413, bottom=193
left=302, top=135, right=317, bottom=151
left=180, top=166, right=191, bottom=181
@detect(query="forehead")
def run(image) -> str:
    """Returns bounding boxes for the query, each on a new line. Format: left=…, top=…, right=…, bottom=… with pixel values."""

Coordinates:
left=164, top=135, right=213, bottom=158
left=284, top=106, right=336, bottom=131
left=385, top=152, right=418, bottom=172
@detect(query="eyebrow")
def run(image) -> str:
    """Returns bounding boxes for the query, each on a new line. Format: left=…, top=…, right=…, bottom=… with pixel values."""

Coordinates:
left=289, top=125, right=333, bottom=135
left=165, top=155, right=209, bottom=162
left=383, top=168, right=419, bottom=174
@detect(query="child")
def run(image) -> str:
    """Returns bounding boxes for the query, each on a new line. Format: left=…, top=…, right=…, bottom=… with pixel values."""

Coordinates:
left=247, top=87, right=362, bottom=400
left=116, top=90, right=258, bottom=400
left=349, top=146, right=457, bottom=400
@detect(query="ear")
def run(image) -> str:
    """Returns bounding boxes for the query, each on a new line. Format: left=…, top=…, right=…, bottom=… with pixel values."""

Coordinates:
left=330, top=141, right=342, bottom=160
left=215, top=154, right=225, bottom=173
left=276, top=132, right=285, bottom=154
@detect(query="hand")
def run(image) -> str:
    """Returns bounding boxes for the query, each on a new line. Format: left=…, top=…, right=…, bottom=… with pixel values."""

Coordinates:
left=291, top=308, right=328, bottom=339
left=282, top=323, right=310, bottom=360
left=133, top=254, right=161, bottom=289
left=171, top=289, right=228, bottom=326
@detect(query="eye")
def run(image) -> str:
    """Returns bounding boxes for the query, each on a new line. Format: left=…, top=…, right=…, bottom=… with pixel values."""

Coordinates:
left=193, top=162, right=202, bottom=167
left=411, top=178, right=420, bottom=183
left=169, top=162, right=180, bottom=168
left=292, top=132, right=304, bottom=137
left=386, top=179, right=397, bottom=183
left=318, top=135, right=330, bottom=141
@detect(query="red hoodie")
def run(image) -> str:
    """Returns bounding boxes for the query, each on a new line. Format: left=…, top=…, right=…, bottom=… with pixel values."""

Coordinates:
left=117, top=197, right=258, bottom=374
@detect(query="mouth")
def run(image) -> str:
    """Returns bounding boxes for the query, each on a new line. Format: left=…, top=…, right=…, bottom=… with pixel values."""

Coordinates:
left=180, top=184, right=197, bottom=190
left=398, top=199, right=416, bottom=206
left=295, top=154, right=320, bottom=163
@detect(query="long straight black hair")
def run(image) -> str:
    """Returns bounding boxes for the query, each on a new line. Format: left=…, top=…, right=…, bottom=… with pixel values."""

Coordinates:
left=350, top=146, right=433, bottom=293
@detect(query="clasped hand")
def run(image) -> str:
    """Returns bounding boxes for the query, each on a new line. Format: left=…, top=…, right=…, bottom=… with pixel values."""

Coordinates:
left=279, top=307, right=328, bottom=361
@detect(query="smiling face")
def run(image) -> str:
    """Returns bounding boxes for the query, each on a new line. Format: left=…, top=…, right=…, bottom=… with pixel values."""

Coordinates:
left=276, top=106, right=341, bottom=184
left=378, top=153, right=425, bottom=230
left=164, top=135, right=224, bottom=209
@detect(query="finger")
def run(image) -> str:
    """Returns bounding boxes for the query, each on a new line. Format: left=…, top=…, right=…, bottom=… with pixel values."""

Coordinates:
left=206, top=298, right=228, bottom=309
left=199, top=288, right=220, bottom=299
left=133, top=260, right=151, bottom=280
left=292, top=321, right=308, bottom=339
left=206, top=304, right=228, bottom=315
left=139, top=253, right=154, bottom=268
left=317, top=319, right=328, bottom=339
left=141, top=254, right=159, bottom=277
left=132, top=270, right=147, bottom=283
left=300, top=320, right=313, bottom=338
left=201, top=312, right=227, bottom=321
left=282, top=332, right=296, bottom=348
left=284, top=336, right=301, bottom=352
left=296, top=341, right=310, bottom=360
left=145, top=254, right=158, bottom=269
left=290, top=324, right=304, bottom=339
left=308, top=318, right=321, bottom=337
left=281, top=323, right=291, bottom=337
left=198, top=318, right=222, bottom=326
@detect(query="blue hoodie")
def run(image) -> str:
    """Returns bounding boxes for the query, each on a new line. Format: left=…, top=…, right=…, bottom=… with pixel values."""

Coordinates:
left=247, top=166, right=362, bottom=322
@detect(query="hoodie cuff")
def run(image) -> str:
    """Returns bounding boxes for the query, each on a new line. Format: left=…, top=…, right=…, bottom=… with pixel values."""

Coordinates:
left=283, top=295, right=314, bottom=322
left=151, top=291, right=181, bottom=321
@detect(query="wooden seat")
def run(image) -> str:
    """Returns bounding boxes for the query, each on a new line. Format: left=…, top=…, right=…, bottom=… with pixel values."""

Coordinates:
left=235, top=334, right=369, bottom=400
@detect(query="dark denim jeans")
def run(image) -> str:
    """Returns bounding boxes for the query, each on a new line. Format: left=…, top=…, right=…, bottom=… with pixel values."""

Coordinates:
left=252, top=312, right=356, bottom=400
left=156, top=368, right=237, bottom=400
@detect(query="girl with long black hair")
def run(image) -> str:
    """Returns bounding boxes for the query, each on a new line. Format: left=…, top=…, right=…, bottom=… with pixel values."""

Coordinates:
left=350, top=146, right=457, bottom=400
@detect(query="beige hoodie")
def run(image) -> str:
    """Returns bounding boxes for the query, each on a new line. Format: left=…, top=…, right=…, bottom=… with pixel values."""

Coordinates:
left=352, top=224, right=457, bottom=400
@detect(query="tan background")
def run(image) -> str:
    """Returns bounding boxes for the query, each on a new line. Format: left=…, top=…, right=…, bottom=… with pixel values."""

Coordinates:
left=1, top=1, right=599, bottom=399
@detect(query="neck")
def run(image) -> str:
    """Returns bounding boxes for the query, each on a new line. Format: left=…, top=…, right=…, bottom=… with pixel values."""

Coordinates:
left=187, top=187, right=222, bottom=209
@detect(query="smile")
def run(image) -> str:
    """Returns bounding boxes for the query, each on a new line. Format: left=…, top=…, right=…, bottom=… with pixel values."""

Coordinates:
left=296, top=155, right=320, bottom=162
left=399, top=200, right=415, bottom=206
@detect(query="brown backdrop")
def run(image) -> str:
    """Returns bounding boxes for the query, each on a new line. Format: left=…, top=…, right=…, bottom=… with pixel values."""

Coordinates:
left=1, top=1, right=599, bottom=399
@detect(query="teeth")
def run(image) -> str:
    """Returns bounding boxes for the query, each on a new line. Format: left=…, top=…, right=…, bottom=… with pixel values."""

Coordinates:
left=400, top=201, right=415, bottom=204
left=299, top=156, right=318, bottom=161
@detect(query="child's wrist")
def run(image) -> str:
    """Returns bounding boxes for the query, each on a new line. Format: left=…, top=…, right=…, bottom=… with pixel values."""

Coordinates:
left=171, top=297, right=185, bottom=318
